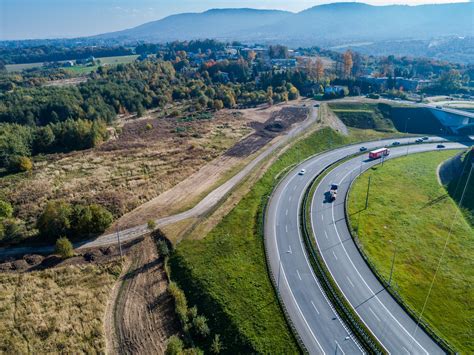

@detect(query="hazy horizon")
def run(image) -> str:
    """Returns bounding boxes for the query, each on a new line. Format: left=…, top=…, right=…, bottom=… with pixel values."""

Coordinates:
left=0, top=0, right=470, bottom=40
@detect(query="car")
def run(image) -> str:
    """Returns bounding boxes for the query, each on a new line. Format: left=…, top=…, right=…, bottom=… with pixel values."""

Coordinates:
left=392, top=141, right=401, bottom=146
left=313, top=103, right=320, bottom=107
left=437, top=144, right=445, bottom=149
left=299, top=169, right=306, bottom=175
left=415, top=138, right=423, bottom=143
left=359, top=146, right=367, bottom=152
left=422, top=136, right=429, bottom=140
left=436, top=105, right=442, bottom=109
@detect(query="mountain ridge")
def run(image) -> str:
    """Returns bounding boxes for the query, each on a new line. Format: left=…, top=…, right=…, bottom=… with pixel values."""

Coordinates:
left=95, top=2, right=474, bottom=50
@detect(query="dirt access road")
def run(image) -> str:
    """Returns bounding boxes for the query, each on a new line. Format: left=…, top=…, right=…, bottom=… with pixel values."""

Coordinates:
left=0, top=101, right=319, bottom=256
left=105, top=236, right=178, bottom=354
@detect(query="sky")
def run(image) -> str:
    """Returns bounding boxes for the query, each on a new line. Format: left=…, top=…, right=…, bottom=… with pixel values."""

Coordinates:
left=0, top=0, right=469, bottom=40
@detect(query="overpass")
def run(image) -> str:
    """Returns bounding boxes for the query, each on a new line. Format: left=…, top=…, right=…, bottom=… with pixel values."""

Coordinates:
left=424, top=105, right=474, bottom=134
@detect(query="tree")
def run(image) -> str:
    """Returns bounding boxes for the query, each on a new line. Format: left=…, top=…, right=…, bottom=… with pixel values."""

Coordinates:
left=266, top=86, right=274, bottom=106
left=37, top=201, right=72, bottom=240
left=211, top=334, right=223, bottom=354
left=213, top=99, right=224, bottom=111
left=165, top=335, right=184, bottom=355
left=343, top=50, right=353, bottom=79
left=0, top=200, right=13, bottom=219
left=55, top=236, right=74, bottom=258
left=34, top=126, right=55, bottom=153
left=16, top=156, right=33, bottom=172
left=438, top=69, right=462, bottom=92
left=315, top=58, right=324, bottom=83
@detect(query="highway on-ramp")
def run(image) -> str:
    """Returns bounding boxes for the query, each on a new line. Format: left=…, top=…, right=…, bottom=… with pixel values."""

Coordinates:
left=265, top=137, right=471, bottom=353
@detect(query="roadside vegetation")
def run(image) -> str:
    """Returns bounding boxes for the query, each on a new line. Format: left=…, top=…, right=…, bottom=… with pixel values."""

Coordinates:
left=348, top=150, right=473, bottom=352
left=0, top=260, right=122, bottom=353
left=169, top=126, right=397, bottom=352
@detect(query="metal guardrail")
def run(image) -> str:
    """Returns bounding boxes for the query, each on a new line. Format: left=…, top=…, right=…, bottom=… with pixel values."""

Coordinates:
left=300, top=162, right=385, bottom=354
left=344, top=161, right=458, bottom=354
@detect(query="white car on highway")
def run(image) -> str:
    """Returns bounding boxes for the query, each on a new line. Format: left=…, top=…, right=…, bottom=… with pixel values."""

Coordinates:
left=299, top=169, right=306, bottom=175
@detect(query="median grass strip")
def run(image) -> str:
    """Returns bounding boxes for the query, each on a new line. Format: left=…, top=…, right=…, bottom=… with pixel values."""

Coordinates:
left=169, top=127, right=391, bottom=352
left=348, top=150, right=473, bottom=353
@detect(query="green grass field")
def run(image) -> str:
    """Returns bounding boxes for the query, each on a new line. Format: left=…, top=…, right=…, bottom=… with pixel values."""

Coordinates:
left=348, top=150, right=473, bottom=352
left=169, top=127, right=403, bottom=353
left=5, top=55, right=139, bottom=73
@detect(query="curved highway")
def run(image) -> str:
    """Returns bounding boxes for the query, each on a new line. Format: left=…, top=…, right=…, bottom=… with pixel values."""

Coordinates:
left=265, top=137, right=471, bottom=353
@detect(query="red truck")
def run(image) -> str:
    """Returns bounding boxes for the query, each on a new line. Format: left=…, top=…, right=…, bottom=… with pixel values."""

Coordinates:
left=369, top=148, right=390, bottom=159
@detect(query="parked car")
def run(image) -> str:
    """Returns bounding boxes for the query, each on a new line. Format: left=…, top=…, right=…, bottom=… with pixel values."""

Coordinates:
left=437, top=144, right=445, bottom=149
left=314, top=104, right=320, bottom=107
left=359, top=146, right=367, bottom=152
left=299, top=169, right=306, bottom=175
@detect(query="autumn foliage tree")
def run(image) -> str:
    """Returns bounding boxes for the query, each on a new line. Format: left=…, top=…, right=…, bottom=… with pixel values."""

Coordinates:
left=343, top=50, right=353, bottom=79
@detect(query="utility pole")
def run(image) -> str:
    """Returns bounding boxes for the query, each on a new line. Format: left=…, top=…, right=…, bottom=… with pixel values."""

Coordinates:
left=116, top=226, right=123, bottom=258
left=365, top=175, right=372, bottom=210
left=405, top=117, right=411, bottom=156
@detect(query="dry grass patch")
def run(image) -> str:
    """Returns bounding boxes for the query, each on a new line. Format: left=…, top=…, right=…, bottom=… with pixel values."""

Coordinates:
left=0, top=260, right=122, bottom=353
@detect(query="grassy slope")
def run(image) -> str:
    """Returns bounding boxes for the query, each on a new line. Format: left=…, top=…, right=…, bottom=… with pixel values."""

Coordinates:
left=170, top=127, right=400, bottom=353
left=328, top=102, right=445, bottom=135
left=0, top=261, right=122, bottom=353
left=447, top=149, right=474, bottom=226
left=348, top=150, right=473, bottom=352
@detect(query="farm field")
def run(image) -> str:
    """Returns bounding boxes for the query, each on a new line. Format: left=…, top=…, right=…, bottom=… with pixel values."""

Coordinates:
left=348, top=150, right=473, bottom=352
left=5, top=54, right=140, bottom=73
left=0, top=260, right=122, bottom=353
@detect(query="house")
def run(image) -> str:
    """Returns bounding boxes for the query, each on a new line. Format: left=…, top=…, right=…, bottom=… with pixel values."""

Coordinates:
left=324, top=85, right=346, bottom=95
left=271, top=59, right=297, bottom=70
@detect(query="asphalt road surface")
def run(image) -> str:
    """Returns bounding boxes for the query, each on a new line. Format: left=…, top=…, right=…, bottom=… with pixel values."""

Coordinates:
left=265, top=137, right=471, bottom=353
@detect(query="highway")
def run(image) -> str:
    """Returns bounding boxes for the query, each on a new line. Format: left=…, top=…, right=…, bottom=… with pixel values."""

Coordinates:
left=265, top=137, right=471, bottom=353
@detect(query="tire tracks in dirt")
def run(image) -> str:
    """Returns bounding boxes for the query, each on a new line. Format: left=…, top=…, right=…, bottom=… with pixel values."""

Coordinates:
left=105, top=236, right=179, bottom=354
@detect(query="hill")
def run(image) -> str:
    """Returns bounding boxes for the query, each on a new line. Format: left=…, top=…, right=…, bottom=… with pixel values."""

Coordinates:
left=98, top=8, right=292, bottom=42
left=97, top=3, right=473, bottom=45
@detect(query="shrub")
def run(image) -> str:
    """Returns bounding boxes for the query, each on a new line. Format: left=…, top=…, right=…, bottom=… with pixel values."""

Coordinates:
left=147, top=219, right=156, bottom=230
left=165, top=335, right=184, bottom=355
left=55, top=236, right=74, bottom=258
left=192, top=315, right=210, bottom=338
left=157, top=239, right=170, bottom=257
left=0, top=200, right=13, bottom=219
left=8, top=156, right=33, bottom=173
left=211, top=334, right=223, bottom=354
left=145, top=123, right=153, bottom=131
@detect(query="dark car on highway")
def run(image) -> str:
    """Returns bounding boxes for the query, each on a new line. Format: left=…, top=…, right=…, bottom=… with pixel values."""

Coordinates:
left=437, top=144, right=445, bottom=149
